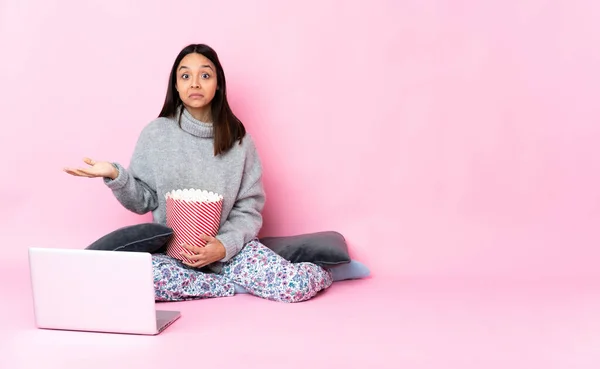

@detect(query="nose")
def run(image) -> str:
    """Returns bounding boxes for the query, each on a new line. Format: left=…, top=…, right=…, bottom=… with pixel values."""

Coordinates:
left=191, top=74, right=201, bottom=88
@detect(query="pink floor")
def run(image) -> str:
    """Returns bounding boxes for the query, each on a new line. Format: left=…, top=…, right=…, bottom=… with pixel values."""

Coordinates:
left=2, top=263, right=600, bottom=369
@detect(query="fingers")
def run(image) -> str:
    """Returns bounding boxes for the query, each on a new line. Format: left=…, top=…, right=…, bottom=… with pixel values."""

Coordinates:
left=181, top=243, right=209, bottom=268
left=63, top=167, right=95, bottom=178
left=199, top=234, right=215, bottom=243
left=63, top=157, right=97, bottom=177
left=181, top=252, right=208, bottom=268
left=182, top=243, right=202, bottom=255
left=182, top=259, right=207, bottom=268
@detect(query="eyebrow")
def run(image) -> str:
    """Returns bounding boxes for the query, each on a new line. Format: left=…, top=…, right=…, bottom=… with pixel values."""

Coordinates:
left=178, top=65, right=214, bottom=71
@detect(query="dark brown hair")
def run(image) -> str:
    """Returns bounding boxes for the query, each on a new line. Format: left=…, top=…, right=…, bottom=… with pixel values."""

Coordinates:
left=158, top=44, right=245, bottom=155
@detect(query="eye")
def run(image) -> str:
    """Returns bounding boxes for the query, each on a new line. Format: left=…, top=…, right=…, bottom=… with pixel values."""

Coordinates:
left=201, top=73, right=210, bottom=79
left=181, top=73, right=189, bottom=79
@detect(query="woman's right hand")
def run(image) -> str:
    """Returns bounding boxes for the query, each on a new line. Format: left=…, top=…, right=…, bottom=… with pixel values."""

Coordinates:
left=63, top=157, right=119, bottom=180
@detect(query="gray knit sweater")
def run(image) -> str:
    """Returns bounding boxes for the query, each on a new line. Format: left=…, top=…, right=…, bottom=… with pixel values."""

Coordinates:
left=103, top=108, right=266, bottom=264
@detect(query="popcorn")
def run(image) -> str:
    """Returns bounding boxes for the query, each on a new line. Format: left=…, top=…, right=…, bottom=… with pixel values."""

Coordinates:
left=165, top=189, right=222, bottom=203
left=164, top=189, right=224, bottom=264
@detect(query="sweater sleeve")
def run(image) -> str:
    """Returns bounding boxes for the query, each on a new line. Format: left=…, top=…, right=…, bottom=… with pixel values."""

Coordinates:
left=102, top=127, right=159, bottom=215
left=215, top=139, right=266, bottom=262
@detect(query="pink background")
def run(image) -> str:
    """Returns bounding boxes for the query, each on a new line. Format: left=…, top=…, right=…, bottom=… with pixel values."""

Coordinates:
left=3, top=2, right=600, bottom=368
left=1, top=0, right=600, bottom=281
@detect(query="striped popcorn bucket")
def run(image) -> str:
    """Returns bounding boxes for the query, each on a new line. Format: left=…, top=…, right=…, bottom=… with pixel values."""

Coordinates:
left=164, top=189, right=223, bottom=264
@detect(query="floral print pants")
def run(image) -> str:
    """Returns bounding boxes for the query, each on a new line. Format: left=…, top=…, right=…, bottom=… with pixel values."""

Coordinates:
left=152, top=239, right=333, bottom=303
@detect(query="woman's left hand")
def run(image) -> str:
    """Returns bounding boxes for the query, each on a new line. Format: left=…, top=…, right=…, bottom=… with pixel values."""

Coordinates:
left=181, top=234, right=226, bottom=268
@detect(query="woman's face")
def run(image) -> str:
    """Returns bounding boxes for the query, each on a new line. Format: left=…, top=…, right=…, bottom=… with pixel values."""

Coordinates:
left=175, top=52, right=218, bottom=119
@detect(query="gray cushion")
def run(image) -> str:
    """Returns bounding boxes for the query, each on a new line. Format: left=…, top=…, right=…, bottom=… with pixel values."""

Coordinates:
left=86, top=223, right=173, bottom=253
left=259, top=231, right=351, bottom=267
left=86, top=225, right=351, bottom=268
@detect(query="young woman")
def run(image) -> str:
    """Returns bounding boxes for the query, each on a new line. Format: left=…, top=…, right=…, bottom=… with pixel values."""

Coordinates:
left=64, top=44, right=332, bottom=303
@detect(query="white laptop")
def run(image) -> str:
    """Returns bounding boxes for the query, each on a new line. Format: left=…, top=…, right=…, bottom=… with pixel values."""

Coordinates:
left=28, top=247, right=181, bottom=335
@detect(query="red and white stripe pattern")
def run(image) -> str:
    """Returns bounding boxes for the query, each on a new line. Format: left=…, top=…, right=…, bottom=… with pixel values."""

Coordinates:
left=165, top=194, right=223, bottom=264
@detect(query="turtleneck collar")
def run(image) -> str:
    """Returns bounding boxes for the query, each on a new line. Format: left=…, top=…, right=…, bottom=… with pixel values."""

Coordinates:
left=178, top=107, right=214, bottom=138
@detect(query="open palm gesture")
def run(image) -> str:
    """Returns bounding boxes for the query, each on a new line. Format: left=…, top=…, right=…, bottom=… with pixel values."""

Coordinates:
left=64, top=157, right=118, bottom=180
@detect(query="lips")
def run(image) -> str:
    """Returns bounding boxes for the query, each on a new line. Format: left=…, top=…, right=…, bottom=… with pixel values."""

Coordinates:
left=189, top=93, right=204, bottom=98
